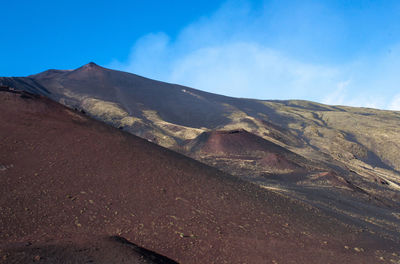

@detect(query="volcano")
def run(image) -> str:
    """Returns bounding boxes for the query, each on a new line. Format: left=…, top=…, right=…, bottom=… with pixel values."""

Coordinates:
left=2, top=63, right=400, bottom=263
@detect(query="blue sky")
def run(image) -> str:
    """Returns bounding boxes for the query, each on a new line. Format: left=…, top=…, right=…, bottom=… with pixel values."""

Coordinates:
left=2, top=0, right=400, bottom=109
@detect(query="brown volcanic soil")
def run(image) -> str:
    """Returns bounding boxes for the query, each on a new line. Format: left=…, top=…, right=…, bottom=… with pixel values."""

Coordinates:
left=1, top=89, right=400, bottom=263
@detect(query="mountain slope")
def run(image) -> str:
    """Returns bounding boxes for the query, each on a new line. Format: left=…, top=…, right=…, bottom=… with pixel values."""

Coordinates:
left=1, top=88, right=400, bottom=263
left=1, top=63, right=400, bottom=246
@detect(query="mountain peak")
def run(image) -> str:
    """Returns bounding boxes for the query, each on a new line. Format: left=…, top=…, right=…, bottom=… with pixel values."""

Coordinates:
left=84, top=62, right=100, bottom=68
left=73, top=62, right=107, bottom=73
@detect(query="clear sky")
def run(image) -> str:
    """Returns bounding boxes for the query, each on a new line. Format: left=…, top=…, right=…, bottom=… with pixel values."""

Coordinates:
left=2, top=0, right=400, bottom=110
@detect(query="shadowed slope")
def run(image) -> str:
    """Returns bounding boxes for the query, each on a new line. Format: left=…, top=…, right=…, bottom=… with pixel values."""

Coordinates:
left=26, top=62, right=231, bottom=129
left=1, top=89, right=399, bottom=263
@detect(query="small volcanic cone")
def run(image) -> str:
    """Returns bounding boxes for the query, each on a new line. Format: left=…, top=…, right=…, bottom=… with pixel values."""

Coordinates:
left=183, top=129, right=307, bottom=171
left=186, top=129, right=287, bottom=155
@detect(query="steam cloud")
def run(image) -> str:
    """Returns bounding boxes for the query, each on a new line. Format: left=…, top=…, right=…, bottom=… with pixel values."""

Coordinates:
left=109, top=0, right=400, bottom=110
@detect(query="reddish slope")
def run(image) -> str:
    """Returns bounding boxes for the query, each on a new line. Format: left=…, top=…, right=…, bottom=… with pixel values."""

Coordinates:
left=0, top=89, right=399, bottom=263
left=181, top=129, right=316, bottom=175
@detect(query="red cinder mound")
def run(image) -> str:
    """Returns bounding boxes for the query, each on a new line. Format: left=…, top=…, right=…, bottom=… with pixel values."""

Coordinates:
left=184, top=129, right=306, bottom=170
left=190, top=129, right=285, bottom=155
left=0, top=89, right=399, bottom=263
